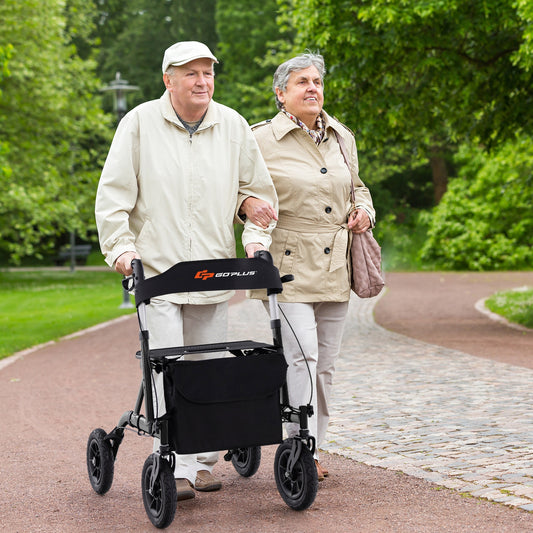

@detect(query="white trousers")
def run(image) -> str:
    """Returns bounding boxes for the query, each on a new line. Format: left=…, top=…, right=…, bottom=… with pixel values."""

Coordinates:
left=268, top=301, right=349, bottom=459
left=146, top=298, right=228, bottom=483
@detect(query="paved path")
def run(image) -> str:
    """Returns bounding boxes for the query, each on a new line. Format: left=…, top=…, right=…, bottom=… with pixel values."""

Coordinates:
left=2, top=286, right=533, bottom=531
left=229, top=295, right=533, bottom=512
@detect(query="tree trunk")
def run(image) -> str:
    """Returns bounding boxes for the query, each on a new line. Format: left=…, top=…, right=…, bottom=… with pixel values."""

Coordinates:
left=429, top=146, right=448, bottom=205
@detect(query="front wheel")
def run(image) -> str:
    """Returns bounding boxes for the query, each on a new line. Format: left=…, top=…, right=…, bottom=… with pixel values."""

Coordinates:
left=274, top=438, right=317, bottom=510
left=87, top=428, right=114, bottom=495
left=141, top=453, right=177, bottom=529
left=231, top=446, right=261, bottom=477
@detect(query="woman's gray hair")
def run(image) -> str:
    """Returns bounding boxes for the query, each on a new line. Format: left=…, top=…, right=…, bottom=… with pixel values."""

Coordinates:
left=273, top=53, right=326, bottom=110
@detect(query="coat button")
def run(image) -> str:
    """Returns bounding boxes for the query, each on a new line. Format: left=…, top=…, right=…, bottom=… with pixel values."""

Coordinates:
left=324, top=247, right=331, bottom=254
left=285, top=250, right=291, bottom=256
left=325, top=206, right=332, bottom=213
left=320, top=167, right=327, bottom=174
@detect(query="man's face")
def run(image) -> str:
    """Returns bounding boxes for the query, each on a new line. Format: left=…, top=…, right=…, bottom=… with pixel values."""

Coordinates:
left=164, top=57, right=215, bottom=119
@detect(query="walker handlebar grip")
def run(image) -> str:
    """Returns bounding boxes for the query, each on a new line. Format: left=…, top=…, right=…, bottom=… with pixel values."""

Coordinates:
left=253, top=250, right=288, bottom=295
left=131, top=258, right=145, bottom=286
left=254, top=249, right=273, bottom=264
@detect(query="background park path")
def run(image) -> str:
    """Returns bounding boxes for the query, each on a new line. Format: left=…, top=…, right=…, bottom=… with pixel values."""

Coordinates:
left=0, top=271, right=532, bottom=532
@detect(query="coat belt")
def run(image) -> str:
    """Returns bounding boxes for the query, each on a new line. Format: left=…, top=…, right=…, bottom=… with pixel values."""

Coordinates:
left=276, top=214, right=349, bottom=272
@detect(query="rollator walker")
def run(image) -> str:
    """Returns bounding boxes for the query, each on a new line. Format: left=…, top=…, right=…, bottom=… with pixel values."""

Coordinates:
left=86, top=251, right=318, bottom=528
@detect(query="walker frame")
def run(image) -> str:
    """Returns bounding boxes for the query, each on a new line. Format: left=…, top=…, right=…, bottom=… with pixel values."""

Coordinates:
left=86, top=251, right=318, bottom=529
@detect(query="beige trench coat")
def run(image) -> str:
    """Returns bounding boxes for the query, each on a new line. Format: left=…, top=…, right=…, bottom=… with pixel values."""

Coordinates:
left=249, top=111, right=375, bottom=303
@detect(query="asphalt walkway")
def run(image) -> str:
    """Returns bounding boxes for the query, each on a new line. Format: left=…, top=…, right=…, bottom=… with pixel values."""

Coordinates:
left=228, top=295, right=533, bottom=512
left=2, top=276, right=533, bottom=531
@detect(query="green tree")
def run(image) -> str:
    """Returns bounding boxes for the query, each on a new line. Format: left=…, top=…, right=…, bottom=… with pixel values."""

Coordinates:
left=95, top=0, right=217, bottom=106
left=0, top=0, right=112, bottom=264
left=0, top=43, right=11, bottom=92
left=279, top=0, right=533, bottom=203
left=215, top=0, right=292, bottom=122
left=514, top=0, right=533, bottom=71
left=420, top=136, right=533, bottom=270
left=0, top=44, right=13, bottom=190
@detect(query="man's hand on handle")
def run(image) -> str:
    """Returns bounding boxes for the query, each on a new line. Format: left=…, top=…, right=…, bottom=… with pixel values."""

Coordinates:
left=245, top=243, right=267, bottom=258
left=115, top=251, right=141, bottom=276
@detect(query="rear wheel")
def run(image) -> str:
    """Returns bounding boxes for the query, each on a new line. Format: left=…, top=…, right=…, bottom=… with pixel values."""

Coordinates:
left=274, top=438, right=317, bottom=510
left=141, top=454, right=177, bottom=529
left=87, top=428, right=114, bottom=495
left=231, top=446, right=261, bottom=477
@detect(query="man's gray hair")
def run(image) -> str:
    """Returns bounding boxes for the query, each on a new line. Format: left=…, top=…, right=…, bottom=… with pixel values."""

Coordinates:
left=272, top=53, right=326, bottom=110
left=165, top=63, right=216, bottom=78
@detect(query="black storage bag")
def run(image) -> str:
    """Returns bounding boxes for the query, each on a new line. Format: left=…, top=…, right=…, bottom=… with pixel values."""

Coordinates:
left=163, top=351, right=287, bottom=454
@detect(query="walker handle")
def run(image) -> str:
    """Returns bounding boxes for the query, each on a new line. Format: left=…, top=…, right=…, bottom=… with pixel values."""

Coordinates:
left=131, top=258, right=145, bottom=286
left=254, top=249, right=273, bottom=264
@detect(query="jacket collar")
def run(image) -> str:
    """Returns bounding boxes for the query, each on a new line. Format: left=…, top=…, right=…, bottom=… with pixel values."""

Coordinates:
left=271, top=109, right=346, bottom=141
left=159, top=91, right=220, bottom=131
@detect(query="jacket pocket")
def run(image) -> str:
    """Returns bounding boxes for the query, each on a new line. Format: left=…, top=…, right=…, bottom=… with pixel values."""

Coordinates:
left=271, top=229, right=298, bottom=275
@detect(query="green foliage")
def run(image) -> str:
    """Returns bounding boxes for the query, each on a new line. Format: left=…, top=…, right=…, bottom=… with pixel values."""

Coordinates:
left=420, top=136, right=533, bottom=270
left=485, top=288, right=533, bottom=329
left=277, top=0, right=533, bottom=271
left=234, top=224, right=245, bottom=258
left=0, top=43, right=12, bottom=88
left=0, top=43, right=13, bottom=184
left=1, top=0, right=531, bottom=274
left=96, top=0, right=293, bottom=121
left=215, top=0, right=292, bottom=122
left=96, top=0, right=218, bottom=106
left=0, top=0, right=112, bottom=265
left=513, top=0, right=533, bottom=71
left=373, top=210, right=433, bottom=272
left=278, top=0, right=533, bottom=196
left=0, top=269, right=134, bottom=359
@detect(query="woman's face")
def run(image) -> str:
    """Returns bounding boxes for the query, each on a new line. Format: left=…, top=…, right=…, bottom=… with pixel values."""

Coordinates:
left=276, top=65, right=324, bottom=128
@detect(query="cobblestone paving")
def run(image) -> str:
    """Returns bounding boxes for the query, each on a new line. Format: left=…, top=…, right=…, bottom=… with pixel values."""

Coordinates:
left=228, top=295, right=533, bottom=512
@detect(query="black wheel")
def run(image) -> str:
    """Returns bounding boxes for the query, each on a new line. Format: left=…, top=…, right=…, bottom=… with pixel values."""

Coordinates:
left=231, top=446, right=261, bottom=477
left=274, top=438, right=318, bottom=510
left=141, top=454, right=177, bottom=529
left=87, top=428, right=115, bottom=495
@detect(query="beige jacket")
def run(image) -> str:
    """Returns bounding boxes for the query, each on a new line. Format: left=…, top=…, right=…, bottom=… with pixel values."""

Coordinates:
left=249, top=111, right=375, bottom=302
left=95, top=92, right=278, bottom=304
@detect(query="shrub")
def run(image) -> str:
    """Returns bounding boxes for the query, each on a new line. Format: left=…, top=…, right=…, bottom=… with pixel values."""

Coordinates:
left=420, top=136, right=533, bottom=270
left=373, top=209, right=433, bottom=271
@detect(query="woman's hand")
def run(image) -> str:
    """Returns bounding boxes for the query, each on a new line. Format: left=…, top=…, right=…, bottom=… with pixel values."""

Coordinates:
left=239, top=196, right=278, bottom=229
left=348, top=209, right=371, bottom=234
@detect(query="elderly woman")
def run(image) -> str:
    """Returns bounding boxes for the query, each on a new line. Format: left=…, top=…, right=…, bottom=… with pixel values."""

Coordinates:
left=243, top=53, right=375, bottom=480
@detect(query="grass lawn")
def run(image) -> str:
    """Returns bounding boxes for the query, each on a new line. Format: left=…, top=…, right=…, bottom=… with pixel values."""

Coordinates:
left=485, top=287, right=533, bottom=329
left=0, top=269, right=135, bottom=360
left=2, top=263, right=530, bottom=362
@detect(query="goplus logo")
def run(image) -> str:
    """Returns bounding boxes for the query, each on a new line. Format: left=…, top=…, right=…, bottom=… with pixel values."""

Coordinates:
left=195, top=270, right=214, bottom=280
left=195, top=269, right=257, bottom=280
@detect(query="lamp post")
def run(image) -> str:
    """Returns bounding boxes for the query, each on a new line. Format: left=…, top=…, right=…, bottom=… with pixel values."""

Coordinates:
left=101, top=72, right=140, bottom=309
left=101, top=72, right=140, bottom=123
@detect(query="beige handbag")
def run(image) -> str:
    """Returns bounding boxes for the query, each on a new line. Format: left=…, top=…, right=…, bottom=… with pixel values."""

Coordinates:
left=334, top=131, right=384, bottom=298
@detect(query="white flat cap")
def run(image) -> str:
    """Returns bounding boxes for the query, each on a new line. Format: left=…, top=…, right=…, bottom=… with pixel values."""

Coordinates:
left=162, top=41, right=218, bottom=73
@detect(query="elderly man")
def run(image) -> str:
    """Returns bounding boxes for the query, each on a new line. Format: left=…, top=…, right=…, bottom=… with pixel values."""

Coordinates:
left=95, top=41, right=277, bottom=501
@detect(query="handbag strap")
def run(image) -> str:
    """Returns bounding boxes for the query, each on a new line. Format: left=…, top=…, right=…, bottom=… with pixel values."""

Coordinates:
left=333, top=130, right=356, bottom=205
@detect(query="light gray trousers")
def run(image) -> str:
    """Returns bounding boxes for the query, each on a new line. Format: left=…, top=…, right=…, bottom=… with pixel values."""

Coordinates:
left=266, top=300, right=349, bottom=459
left=146, top=298, right=228, bottom=483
